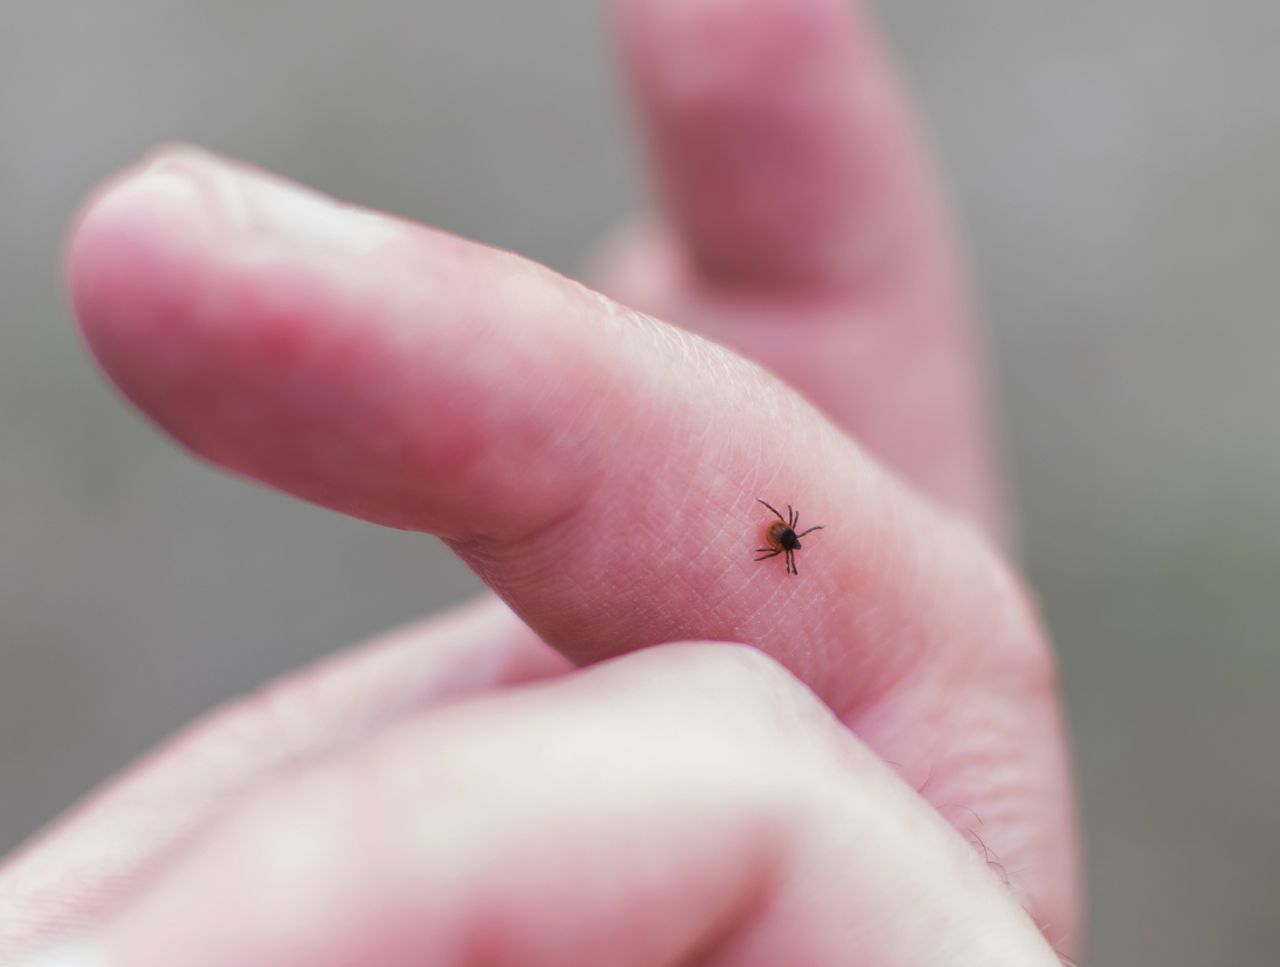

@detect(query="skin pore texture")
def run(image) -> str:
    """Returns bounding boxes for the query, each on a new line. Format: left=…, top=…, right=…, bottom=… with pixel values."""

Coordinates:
left=3, top=0, right=1079, bottom=963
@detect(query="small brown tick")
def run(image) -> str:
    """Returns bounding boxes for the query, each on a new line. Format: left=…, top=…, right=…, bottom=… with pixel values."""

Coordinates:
left=754, top=499, right=824, bottom=576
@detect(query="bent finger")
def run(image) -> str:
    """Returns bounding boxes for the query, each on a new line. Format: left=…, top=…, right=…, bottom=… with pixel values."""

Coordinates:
left=74, top=646, right=1062, bottom=967
left=0, top=598, right=565, bottom=961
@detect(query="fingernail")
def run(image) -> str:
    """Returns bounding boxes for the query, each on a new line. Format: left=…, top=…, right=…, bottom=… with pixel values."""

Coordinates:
left=140, top=144, right=401, bottom=256
left=13, top=941, right=106, bottom=967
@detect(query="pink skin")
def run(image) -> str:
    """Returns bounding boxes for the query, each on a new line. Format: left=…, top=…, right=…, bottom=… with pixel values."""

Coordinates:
left=2, top=0, right=1079, bottom=963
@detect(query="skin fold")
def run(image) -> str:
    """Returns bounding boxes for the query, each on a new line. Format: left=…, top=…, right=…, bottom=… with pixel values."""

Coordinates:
left=2, top=0, right=1079, bottom=963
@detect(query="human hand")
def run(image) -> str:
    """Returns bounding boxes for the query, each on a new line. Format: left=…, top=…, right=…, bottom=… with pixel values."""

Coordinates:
left=3, top=0, right=1077, bottom=963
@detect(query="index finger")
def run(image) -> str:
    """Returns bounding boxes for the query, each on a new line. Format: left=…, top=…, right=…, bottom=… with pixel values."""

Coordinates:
left=68, top=151, right=1077, bottom=952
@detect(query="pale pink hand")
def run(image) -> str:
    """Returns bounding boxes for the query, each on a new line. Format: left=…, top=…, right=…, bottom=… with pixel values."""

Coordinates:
left=2, top=1, right=1079, bottom=963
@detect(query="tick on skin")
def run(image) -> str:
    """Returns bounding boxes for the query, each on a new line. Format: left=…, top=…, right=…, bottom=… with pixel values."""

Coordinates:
left=754, top=499, right=824, bottom=576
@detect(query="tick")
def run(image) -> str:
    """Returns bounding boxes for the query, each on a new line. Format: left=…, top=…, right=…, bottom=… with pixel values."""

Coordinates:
left=754, top=499, right=824, bottom=576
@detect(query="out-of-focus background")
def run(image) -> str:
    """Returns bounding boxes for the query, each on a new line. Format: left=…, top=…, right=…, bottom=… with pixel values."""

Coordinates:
left=1, top=2, right=1277, bottom=963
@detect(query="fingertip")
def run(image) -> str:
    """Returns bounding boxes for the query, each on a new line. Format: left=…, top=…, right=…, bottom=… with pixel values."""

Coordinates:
left=66, top=160, right=227, bottom=430
left=65, top=146, right=411, bottom=401
left=614, top=0, right=926, bottom=293
left=62, top=149, right=618, bottom=540
left=67, top=147, right=404, bottom=314
left=618, top=0, right=859, bottom=95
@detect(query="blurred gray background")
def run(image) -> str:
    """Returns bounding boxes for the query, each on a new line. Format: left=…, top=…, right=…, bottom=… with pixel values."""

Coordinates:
left=2, top=2, right=1277, bottom=963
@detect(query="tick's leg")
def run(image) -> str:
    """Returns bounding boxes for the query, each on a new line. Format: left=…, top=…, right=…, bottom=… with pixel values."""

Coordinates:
left=755, top=549, right=781, bottom=561
left=790, top=552, right=799, bottom=576
left=796, top=525, right=824, bottom=538
left=757, top=498, right=786, bottom=524
left=793, top=509, right=800, bottom=530
left=787, top=505, right=796, bottom=528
